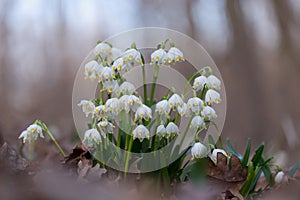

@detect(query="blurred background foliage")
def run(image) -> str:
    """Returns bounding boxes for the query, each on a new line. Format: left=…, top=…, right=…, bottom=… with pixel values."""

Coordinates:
left=0, top=0, right=299, bottom=164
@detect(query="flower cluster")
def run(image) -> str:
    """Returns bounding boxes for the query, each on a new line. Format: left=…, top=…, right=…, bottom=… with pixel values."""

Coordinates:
left=19, top=124, right=44, bottom=143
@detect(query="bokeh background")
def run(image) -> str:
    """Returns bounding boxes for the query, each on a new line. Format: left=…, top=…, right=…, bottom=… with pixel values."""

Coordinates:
left=0, top=0, right=300, bottom=165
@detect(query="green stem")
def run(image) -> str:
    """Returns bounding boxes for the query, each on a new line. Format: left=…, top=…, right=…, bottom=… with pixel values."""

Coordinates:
left=28, top=141, right=35, bottom=160
left=124, top=135, right=133, bottom=179
left=149, top=64, right=160, bottom=106
left=142, top=64, right=148, bottom=105
left=179, top=114, right=194, bottom=148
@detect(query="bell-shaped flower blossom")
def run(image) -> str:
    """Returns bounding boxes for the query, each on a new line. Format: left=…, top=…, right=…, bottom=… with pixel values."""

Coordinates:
left=155, top=100, right=171, bottom=115
left=187, top=97, right=204, bottom=114
left=19, top=124, right=44, bottom=143
left=95, top=105, right=107, bottom=119
left=205, top=89, right=221, bottom=105
left=167, top=47, right=184, bottom=63
left=190, top=116, right=205, bottom=130
left=107, top=47, right=122, bottom=64
left=209, top=149, right=228, bottom=165
left=274, top=171, right=288, bottom=184
left=94, top=42, right=111, bottom=58
left=193, top=76, right=207, bottom=92
left=128, top=95, right=142, bottom=112
left=112, top=57, right=125, bottom=72
left=207, top=75, right=221, bottom=90
left=133, top=125, right=150, bottom=142
left=103, top=79, right=119, bottom=94
left=78, top=100, right=96, bottom=117
left=105, top=98, right=120, bottom=115
left=97, top=120, right=114, bottom=136
left=191, top=142, right=208, bottom=159
left=101, top=67, right=115, bottom=82
left=202, top=106, right=217, bottom=120
left=177, top=103, right=189, bottom=116
left=84, top=60, right=102, bottom=81
left=122, top=49, right=143, bottom=71
left=134, top=104, right=152, bottom=121
left=156, top=124, right=167, bottom=137
left=151, top=49, right=168, bottom=65
left=83, top=128, right=102, bottom=148
left=119, top=95, right=131, bottom=113
left=168, top=94, right=184, bottom=110
left=166, top=122, right=179, bottom=138
left=118, top=81, right=136, bottom=95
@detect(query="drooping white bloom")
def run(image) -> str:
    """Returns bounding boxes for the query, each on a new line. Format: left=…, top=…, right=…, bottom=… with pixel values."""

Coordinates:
left=155, top=100, right=171, bottom=115
left=209, top=149, right=228, bottom=164
left=84, top=60, right=102, bottom=81
left=97, top=120, right=114, bottom=135
left=191, top=142, right=208, bottom=159
left=118, top=81, right=136, bottom=95
left=94, top=42, right=111, bottom=58
left=122, top=49, right=143, bottom=71
left=101, top=67, right=115, bottom=82
left=107, top=47, right=122, bottom=64
left=207, top=75, right=221, bottom=90
left=168, top=94, right=184, bottom=110
left=202, top=106, right=217, bottom=120
left=78, top=100, right=96, bottom=117
left=134, top=104, right=152, bottom=121
left=119, top=95, right=131, bottom=113
left=105, top=98, right=120, bottom=115
left=83, top=128, right=102, bottom=147
left=274, top=171, right=288, bottom=184
left=165, top=122, right=179, bottom=138
left=167, top=47, right=184, bottom=63
left=151, top=49, right=168, bottom=65
left=132, top=125, right=150, bottom=142
left=95, top=105, right=107, bottom=119
left=128, top=95, right=142, bottom=112
left=19, top=124, right=44, bottom=143
left=193, top=76, right=207, bottom=91
left=156, top=125, right=167, bottom=137
left=205, top=89, right=221, bottom=105
left=103, top=79, right=119, bottom=94
left=190, top=116, right=205, bottom=130
left=187, top=97, right=204, bottom=114
left=112, top=57, right=125, bottom=72
left=177, top=103, right=189, bottom=116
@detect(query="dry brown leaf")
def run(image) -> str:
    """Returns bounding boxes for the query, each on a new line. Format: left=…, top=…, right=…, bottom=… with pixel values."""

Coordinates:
left=207, top=153, right=248, bottom=182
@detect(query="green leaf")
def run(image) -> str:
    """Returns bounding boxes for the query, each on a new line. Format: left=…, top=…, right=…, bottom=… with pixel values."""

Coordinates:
left=242, top=138, right=251, bottom=168
left=289, top=161, right=300, bottom=177
left=226, top=138, right=242, bottom=160
left=251, top=143, right=265, bottom=167
left=240, top=162, right=260, bottom=197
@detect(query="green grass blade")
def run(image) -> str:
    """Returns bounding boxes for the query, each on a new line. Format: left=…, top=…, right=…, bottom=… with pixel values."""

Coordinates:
left=241, top=138, right=251, bottom=168
left=289, top=161, right=300, bottom=177
left=226, top=138, right=242, bottom=160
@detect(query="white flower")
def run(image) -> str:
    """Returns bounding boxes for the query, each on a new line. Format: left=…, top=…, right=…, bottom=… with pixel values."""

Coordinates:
left=193, top=76, right=207, bottom=91
left=83, top=128, right=102, bottom=147
left=122, top=49, right=142, bottom=71
left=187, top=97, right=204, bottom=114
left=78, top=100, right=95, bottom=117
left=19, top=124, right=44, bottom=143
left=190, top=116, right=205, bottom=130
left=134, top=104, right=152, bottom=121
left=207, top=75, right=221, bottom=90
left=84, top=60, right=102, bottom=81
left=209, top=149, right=228, bottom=164
left=133, top=125, right=150, bottom=142
left=119, top=95, right=131, bottom=113
left=112, top=57, right=124, bottom=72
left=191, top=142, right=208, bottom=159
left=205, top=89, right=221, bottom=105
left=168, top=94, right=184, bottom=110
left=177, top=103, right=189, bottom=116
left=166, top=122, right=179, bottom=138
left=155, top=100, right=171, bottom=115
left=275, top=171, right=288, bottom=184
left=156, top=125, right=167, bottom=137
left=97, top=120, right=114, bottom=135
left=151, top=49, right=168, bottom=65
left=202, top=106, right=217, bottom=120
left=118, top=81, right=136, bottom=95
left=94, top=42, right=111, bottom=58
left=95, top=105, right=107, bottom=119
left=103, top=79, right=119, bottom=94
left=105, top=98, right=120, bottom=115
left=107, top=47, right=122, bottom=64
left=167, top=47, right=184, bottom=63
left=101, top=67, right=115, bottom=82
left=128, top=95, right=142, bottom=112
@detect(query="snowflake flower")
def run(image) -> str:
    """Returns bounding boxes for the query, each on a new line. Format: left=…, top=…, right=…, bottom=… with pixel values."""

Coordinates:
left=83, top=128, right=102, bottom=148
left=94, top=42, right=111, bottom=58
left=168, top=94, right=184, bottom=110
left=95, top=105, right=107, bottom=119
left=101, top=67, right=115, bottom=82
left=205, top=89, right=221, bottom=105
left=151, top=49, right=168, bottom=65
left=122, top=49, right=142, bottom=71
left=202, top=106, right=217, bottom=120
left=166, top=122, right=179, bottom=138
left=78, top=100, right=96, bottom=117
left=156, top=125, right=167, bottom=137
left=112, top=57, right=125, bottom=72
left=97, top=120, right=114, bottom=135
left=128, top=95, right=142, bottom=112
left=191, top=142, right=208, bottom=159
left=207, top=75, right=221, bottom=90
left=19, top=124, right=44, bottom=143
left=187, top=97, right=204, bottom=114
left=107, top=47, right=122, bottom=64
left=155, top=100, right=171, bottom=115
left=84, top=60, right=102, bottom=81
left=118, top=81, right=136, bottom=95
left=134, top=104, right=152, bottom=121
left=167, top=47, right=184, bottom=63
left=105, top=98, right=120, bottom=115
left=133, top=125, right=150, bottom=142
left=103, top=79, right=119, bottom=94
left=209, top=149, right=228, bottom=165
left=177, top=103, right=189, bottom=116
left=193, top=76, right=207, bottom=92
left=190, top=116, right=205, bottom=130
